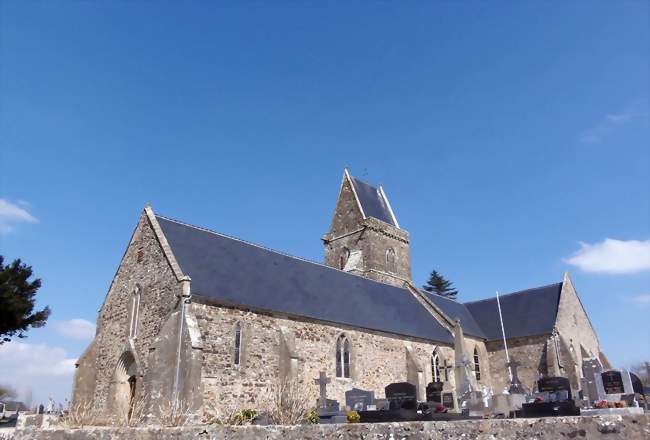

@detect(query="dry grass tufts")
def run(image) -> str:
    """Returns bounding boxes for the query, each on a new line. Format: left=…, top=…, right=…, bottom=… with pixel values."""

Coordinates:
left=55, top=400, right=100, bottom=428
left=263, top=378, right=313, bottom=425
left=155, top=397, right=193, bottom=427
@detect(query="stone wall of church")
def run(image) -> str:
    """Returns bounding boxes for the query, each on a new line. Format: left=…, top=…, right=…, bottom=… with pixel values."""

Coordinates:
left=554, top=277, right=602, bottom=380
left=192, top=301, right=488, bottom=415
left=73, top=212, right=182, bottom=418
left=484, top=335, right=549, bottom=394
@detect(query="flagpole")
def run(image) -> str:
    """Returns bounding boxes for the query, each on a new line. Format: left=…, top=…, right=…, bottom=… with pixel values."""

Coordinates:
left=496, top=290, right=512, bottom=382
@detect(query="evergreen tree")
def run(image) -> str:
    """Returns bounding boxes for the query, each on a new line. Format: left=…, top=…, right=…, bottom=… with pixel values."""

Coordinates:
left=0, top=256, right=50, bottom=343
left=422, top=270, right=458, bottom=300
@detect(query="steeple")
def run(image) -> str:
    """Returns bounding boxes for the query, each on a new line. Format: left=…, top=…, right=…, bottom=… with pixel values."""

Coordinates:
left=322, top=169, right=411, bottom=287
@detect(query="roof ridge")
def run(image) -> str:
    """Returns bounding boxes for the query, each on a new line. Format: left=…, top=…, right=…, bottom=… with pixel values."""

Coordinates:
left=154, top=213, right=409, bottom=291
left=463, top=282, right=563, bottom=305
left=421, top=289, right=460, bottom=303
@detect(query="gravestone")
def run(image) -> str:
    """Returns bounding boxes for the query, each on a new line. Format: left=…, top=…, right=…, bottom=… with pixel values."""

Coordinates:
left=595, top=369, right=635, bottom=402
left=463, top=390, right=487, bottom=416
left=345, top=388, right=374, bottom=411
left=507, top=360, right=526, bottom=395
left=442, top=392, right=456, bottom=410
left=601, top=371, right=624, bottom=395
left=521, top=376, right=579, bottom=417
left=537, top=376, right=572, bottom=401
left=580, top=358, right=603, bottom=404
left=426, top=382, right=443, bottom=404
left=313, top=371, right=346, bottom=424
left=385, top=382, right=417, bottom=410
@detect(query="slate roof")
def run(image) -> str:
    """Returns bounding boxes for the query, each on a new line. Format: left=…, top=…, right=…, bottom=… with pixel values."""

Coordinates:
left=464, top=283, right=563, bottom=341
left=349, top=176, right=397, bottom=226
left=156, top=215, right=453, bottom=343
left=422, top=292, right=486, bottom=339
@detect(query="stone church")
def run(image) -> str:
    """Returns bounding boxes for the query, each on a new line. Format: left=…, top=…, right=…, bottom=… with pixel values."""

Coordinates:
left=72, top=169, right=610, bottom=422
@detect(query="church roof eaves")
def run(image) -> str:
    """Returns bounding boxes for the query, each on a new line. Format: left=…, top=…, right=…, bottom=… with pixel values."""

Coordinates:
left=155, top=214, right=453, bottom=344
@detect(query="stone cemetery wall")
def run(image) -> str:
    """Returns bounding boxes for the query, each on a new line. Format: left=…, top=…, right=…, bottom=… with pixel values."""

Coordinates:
left=73, top=212, right=183, bottom=419
left=193, top=300, right=458, bottom=414
left=5, top=415, right=650, bottom=440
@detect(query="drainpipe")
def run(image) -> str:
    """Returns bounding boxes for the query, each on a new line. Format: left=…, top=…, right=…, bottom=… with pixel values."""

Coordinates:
left=173, top=276, right=191, bottom=406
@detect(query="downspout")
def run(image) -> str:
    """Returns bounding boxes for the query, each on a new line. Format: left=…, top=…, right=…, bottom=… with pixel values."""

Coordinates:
left=173, top=276, right=191, bottom=406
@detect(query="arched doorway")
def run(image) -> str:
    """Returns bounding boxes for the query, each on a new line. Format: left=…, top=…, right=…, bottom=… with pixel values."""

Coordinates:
left=112, top=351, right=138, bottom=422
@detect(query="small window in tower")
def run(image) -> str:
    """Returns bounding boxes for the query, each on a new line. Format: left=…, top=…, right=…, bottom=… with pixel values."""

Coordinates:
left=386, top=248, right=396, bottom=273
left=340, top=247, right=350, bottom=270
left=473, top=347, right=481, bottom=381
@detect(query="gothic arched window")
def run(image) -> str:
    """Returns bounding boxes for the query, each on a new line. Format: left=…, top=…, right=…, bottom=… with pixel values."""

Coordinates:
left=473, top=347, right=481, bottom=381
left=340, top=247, right=350, bottom=270
left=386, top=248, right=396, bottom=273
left=128, top=286, right=141, bottom=338
left=336, top=334, right=350, bottom=378
left=234, top=322, right=242, bottom=366
left=431, top=350, right=441, bottom=382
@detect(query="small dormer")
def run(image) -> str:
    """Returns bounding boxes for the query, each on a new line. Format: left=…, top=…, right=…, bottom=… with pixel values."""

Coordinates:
left=322, top=169, right=411, bottom=287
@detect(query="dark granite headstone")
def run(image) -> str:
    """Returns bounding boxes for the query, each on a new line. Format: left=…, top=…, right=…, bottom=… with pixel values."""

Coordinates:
left=442, top=392, right=455, bottom=409
left=345, top=388, right=374, bottom=411
left=601, top=371, right=624, bottom=394
left=385, top=382, right=417, bottom=410
left=426, top=382, right=443, bottom=403
left=537, top=376, right=572, bottom=400
left=630, top=372, right=644, bottom=397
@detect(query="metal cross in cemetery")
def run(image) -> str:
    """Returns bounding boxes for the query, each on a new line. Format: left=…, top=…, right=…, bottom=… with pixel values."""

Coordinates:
left=314, top=371, right=331, bottom=408
left=440, top=359, right=453, bottom=382
left=507, top=359, right=526, bottom=394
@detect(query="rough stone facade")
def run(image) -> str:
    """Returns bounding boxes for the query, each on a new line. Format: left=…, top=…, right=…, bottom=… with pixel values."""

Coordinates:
left=193, top=299, right=489, bottom=413
left=9, top=415, right=650, bottom=440
left=72, top=210, right=185, bottom=422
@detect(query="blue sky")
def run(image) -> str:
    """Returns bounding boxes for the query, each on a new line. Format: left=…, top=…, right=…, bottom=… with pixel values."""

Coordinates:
left=1, top=1, right=648, bottom=406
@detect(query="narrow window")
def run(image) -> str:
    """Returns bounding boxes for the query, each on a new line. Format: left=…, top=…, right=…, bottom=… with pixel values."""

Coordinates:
left=234, top=322, right=242, bottom=366
left=128, top=286, right=141, bottom=338
left=340, top=247, right=350, bottom=270
left=431, top=351, right=440, bottom=382
left=473, top=347, right=481, bottom=381
left=385, top=248, right=396, bottom=273
left=336, top=334, right=351, bottom=378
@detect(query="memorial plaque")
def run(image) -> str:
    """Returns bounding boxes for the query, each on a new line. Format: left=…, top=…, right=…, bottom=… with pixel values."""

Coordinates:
left=385, top=382, right=417, bottom=410
left=345, top=388, right=374, bottom=411
left=537, top=376, right=572, bottom=400
left=442, top=392, right=455, bottom=409
left=601, top=371, right=624, bottom=394
left=426, top=382, right=443, bottom=403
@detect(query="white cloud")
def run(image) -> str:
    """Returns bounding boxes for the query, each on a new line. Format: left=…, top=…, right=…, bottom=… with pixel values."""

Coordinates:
left=53, top=319, right=96, bottom=341
left=563, top=238, right=650, bottom=274
left=578, top=106, right=647, bottom=144
left=0, top=341, right=77, bottom=405
left=629, top=294, right=650, bottom=306
left=0, top=198, right=37, bottom=234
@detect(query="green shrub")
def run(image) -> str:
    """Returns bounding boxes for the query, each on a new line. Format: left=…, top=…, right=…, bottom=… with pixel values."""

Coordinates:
left=232, top=409, right=257, bottom=425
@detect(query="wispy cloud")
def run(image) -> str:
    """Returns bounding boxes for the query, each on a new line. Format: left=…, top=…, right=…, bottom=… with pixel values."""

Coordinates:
left=53, top=319, right=96, bottom=341
left=0, top=198, right=37, bottom=234
left=0, top=341, right=77, bottom=404
left=627, top=294, right=650, bottom=306
left=578, top=100, right=648, bottom=144
left=563, top=238, right=650, bottom=274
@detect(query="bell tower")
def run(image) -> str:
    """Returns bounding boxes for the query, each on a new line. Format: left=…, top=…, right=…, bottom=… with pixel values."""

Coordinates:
left=322, top=169, right=411, bottom=287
